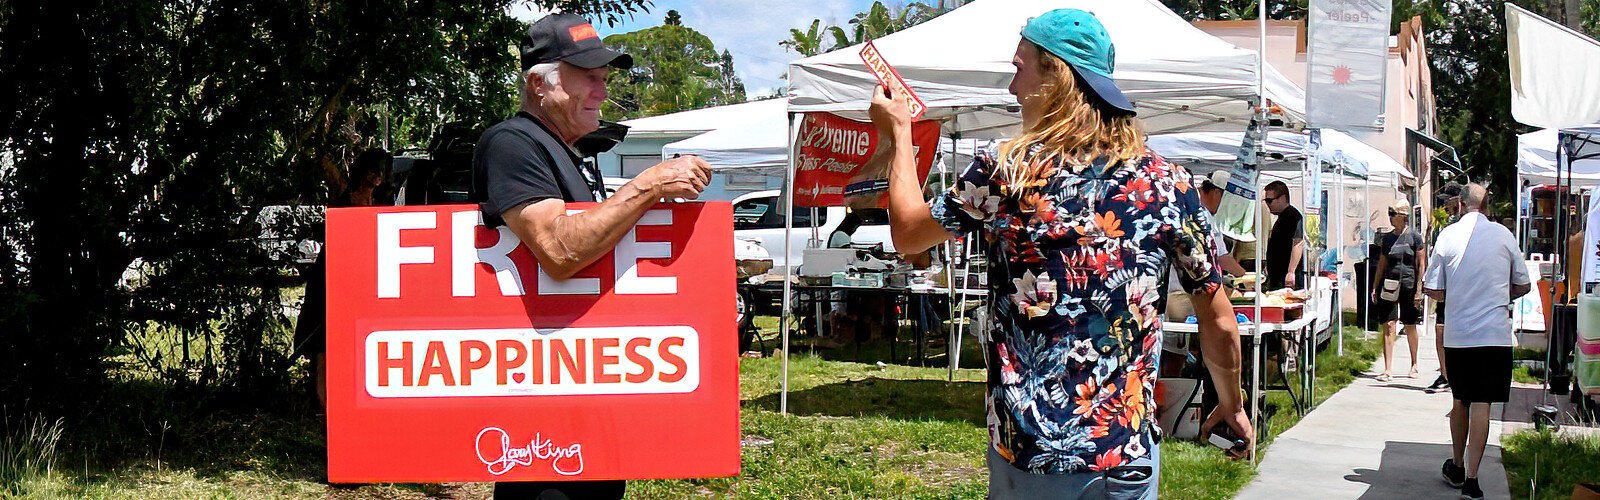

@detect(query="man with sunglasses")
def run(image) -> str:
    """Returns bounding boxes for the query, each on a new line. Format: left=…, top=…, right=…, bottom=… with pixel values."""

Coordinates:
left=1262, top=181, right=1305, bottom=290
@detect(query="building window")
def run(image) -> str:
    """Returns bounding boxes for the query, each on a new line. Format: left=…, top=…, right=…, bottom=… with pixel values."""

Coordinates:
left=621, top=155, right=658, bottom=178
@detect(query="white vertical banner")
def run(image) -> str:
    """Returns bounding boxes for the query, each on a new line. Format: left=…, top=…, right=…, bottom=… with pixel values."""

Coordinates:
left=1307, top=0, right=1392, bottom=130
left=1507, top=3, right=1600, bottom=129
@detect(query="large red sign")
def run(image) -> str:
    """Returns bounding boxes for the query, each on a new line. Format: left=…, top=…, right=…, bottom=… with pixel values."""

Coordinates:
left=324, top=203, right=738, bottom=483
left=792, top=112, right=940, bottom=208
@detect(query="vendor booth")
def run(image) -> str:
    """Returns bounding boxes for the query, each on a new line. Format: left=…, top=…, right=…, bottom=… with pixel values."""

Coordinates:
left=1515, top=126, right=1600, bottom=411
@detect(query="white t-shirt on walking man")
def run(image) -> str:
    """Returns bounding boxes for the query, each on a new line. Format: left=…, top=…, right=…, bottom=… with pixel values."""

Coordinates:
left=1423, top=212, right=1531, bottom=348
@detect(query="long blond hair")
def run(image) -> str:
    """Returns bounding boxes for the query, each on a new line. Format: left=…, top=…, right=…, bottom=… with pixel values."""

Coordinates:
left=997, top=41, right=1144, bottom=189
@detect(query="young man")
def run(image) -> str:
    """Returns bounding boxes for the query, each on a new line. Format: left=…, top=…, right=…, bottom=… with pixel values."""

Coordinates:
left=1423, top=184, right=1531, bottom=500
left=473, top=13, right=713, bottom=499
left=869, top=9, right=1253, bottom=498
left=1263, top=180, right=1306, bottom=290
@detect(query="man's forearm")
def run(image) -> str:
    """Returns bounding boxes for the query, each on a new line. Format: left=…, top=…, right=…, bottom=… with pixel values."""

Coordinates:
left=1219, top=255, right=1247, bottom=277
left=1511, top=283, right=1531, bottom=300
left=1287, top=240, right=1304, bottom=277
left=505, top=182, right=658, bottom=279
left=885, top=128, right=949, bottom=255
left=1194, top=290, right=1244, bottom=411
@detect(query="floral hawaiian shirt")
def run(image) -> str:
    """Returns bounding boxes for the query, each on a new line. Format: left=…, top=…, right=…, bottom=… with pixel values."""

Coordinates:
left=931, top=147, right=1222, bottom=474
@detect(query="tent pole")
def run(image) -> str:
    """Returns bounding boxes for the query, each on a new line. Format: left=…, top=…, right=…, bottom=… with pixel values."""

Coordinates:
left=1336, top=164, right=1345, bottom=357
left=1363, top=178, right=1371, bottom=339
left=1252, top=0, right=1267, bottom=463
left=940, top=130, right=953, bottom=381
left=781, top=112, right=798, bottom=415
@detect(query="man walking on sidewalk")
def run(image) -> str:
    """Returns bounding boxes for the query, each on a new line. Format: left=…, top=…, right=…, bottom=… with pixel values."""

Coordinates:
left=1423, top=184, right=1531, bottom=500
left=1426, top=183, right=1465, bottom=393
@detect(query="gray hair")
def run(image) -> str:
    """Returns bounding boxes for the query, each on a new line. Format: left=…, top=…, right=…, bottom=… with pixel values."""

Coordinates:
left=519, top=62, right=562, bottom=106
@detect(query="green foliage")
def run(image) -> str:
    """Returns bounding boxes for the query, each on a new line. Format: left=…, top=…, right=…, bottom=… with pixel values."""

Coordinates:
left=783, top=1, right=950, bottom=59
left=782, top=19, right=830, bottom=57
left=1503, top=429, right=1600, bottom=500
left=601, top=23, right=745, bottom=119
left=1, top=414, right=65, bottom=497
left=1161, top=0, right=1308, bottom=20
left=0, top=0, right=649, bottom=406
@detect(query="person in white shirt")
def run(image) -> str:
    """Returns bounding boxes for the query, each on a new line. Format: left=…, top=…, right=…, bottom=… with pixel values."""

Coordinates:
left=1422, top=183, right=1532, bottom=500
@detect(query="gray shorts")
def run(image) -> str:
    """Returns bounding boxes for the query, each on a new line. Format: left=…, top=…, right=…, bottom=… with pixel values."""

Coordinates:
left=986, top=445, right=1159, bottom=500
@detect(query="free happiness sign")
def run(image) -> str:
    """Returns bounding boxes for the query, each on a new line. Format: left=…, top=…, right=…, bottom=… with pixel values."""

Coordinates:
left=323, top=202, right=739, bottom=482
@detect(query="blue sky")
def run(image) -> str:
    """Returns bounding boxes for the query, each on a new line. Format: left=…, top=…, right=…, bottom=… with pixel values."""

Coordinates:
left=511, top=0, right=883, bottom=97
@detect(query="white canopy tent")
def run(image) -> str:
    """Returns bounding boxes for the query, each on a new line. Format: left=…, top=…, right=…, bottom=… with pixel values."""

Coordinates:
left=1148, top=129, right=1412, bottom=182
left=660, top=111, right=789, bottom=174
left=660, top=110, right=987, bottom=175
left=618, top=98, right=787, bottom=139
left=786, top=0, right=1307, bottom=138
left=1518, top=126, right=1600, bottom=187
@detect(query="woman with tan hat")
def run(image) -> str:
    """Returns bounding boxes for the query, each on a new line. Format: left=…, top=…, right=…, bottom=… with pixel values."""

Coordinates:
left=1373, top=198, right=1426, bottom=381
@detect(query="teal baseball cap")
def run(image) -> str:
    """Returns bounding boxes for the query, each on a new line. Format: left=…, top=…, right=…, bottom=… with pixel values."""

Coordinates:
left=1020, top=9, right=1135, bottom=115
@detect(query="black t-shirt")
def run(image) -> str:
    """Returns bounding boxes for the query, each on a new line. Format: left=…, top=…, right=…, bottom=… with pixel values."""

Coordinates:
left=471, top=112, right=604, bottom=226
left=1265, top=204, right=1305, bottom=288
left=1379, top=229, right=1424, bottom=288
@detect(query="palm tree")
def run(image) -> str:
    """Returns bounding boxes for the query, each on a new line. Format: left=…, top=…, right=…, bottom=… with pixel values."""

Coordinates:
left=828, top=1, right=947, bottom=48
left=780, top=19, right=829, bottom=57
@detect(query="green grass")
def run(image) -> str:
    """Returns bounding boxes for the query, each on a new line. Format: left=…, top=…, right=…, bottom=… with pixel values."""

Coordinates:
left=1502, top=429, right=1600, bottom=500
left=1, top=318, right=1381, bottom=499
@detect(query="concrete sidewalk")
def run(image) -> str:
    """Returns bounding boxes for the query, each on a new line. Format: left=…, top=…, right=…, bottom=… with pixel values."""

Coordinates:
left=1236, top=328, right=1512, bottom=500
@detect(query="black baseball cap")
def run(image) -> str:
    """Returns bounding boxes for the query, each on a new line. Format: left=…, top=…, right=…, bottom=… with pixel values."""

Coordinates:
left=521, top=13, right=633, bottom=71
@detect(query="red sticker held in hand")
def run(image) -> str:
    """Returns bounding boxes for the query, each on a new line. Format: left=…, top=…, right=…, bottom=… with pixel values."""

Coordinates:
left=859, top=41, right=926, bottom=120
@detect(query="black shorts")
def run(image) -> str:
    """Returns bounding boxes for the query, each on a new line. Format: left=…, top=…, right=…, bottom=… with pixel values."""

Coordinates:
left=1435, top=302, right=1445, bottom=323
left=1373, top=286, right=1422, bottom=325
left=1443, top=347, right=1513, bottom=403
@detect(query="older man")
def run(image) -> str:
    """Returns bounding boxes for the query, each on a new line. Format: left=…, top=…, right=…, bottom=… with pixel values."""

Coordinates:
left=472, top=13, right=712, bottom=499
left=1423, top=184, right=1531, bottom=500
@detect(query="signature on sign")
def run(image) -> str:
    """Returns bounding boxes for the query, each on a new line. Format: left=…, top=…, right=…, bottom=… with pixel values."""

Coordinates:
left=475, top=426, right=585, bottom=476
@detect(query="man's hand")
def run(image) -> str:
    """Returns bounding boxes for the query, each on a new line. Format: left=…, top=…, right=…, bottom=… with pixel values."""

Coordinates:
left=1414, top=289, right=1424, bottom=307
left=867, top=84, right=911, bottom=137
left=1285, top=274, right=1297, bottom=288
left=1200, top=403, right=1257, bottom=460
left=633, top=155, right=712, bottom=200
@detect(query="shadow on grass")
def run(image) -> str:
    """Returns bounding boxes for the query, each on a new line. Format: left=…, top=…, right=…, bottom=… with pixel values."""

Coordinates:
left=749, top=377, right=988, bottom=427
left=25, top=376, right=387, bottom=495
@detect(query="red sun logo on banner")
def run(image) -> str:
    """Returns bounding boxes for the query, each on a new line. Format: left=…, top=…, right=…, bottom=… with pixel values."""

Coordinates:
left=1332, top=65, right=1353, bottom=85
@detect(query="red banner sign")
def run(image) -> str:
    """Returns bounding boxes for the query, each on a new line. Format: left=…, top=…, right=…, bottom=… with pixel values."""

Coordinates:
left=792, top=112, right=940, bottom=208
left=324, top=203, right=739, bottom=483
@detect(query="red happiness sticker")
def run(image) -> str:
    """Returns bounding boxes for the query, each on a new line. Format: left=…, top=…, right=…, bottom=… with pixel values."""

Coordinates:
left=859, top=41, right=926, bottom=120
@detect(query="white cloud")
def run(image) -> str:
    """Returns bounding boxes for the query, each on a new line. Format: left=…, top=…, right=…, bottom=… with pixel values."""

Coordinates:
left=505, top=2, right=552, bottom=23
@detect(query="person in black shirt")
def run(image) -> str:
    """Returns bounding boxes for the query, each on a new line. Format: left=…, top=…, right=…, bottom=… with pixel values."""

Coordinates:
left=1373, top=200, right=1425, bottom=381
left=475, top=13, right=712, bottom=500
left=1262, top=180, right=1305, bottom=290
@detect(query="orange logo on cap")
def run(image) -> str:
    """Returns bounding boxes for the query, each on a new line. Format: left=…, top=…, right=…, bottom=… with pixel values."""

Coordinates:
left=569, top=24, right=599, bottom=42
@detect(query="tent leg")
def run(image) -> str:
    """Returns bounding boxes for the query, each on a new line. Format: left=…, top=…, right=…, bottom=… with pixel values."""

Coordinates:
left=780, top=113, right=797, bottom=416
